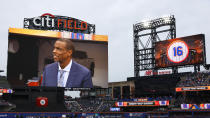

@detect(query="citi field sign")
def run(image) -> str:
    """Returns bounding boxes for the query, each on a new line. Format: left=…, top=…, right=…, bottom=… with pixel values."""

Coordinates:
left=24, top=13, right=95, bottom=33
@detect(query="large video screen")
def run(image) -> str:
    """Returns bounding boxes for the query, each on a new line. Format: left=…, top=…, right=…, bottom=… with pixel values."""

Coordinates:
left=7, top=28, right=108, bottom=88
left=155, top=34, right=205, bottom=68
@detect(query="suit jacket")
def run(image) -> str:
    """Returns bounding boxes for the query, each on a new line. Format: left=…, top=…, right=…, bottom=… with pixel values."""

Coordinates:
left=41, top=60, right=93, bottom=88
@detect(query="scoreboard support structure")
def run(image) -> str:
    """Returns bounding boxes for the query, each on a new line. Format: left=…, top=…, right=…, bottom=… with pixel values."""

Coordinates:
left=133, top=15, right=176, bottom=77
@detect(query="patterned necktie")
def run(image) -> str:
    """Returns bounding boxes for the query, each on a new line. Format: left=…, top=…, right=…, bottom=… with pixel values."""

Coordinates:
left=58, top=70, right=65, bottom=87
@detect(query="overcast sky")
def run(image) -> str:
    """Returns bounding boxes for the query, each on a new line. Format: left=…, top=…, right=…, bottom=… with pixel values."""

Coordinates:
left=0, top=0, right=210, bottom=82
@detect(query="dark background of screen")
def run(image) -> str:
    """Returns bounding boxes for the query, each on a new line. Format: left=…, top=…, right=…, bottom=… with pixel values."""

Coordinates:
left=134, top=75, right=180, bottom=96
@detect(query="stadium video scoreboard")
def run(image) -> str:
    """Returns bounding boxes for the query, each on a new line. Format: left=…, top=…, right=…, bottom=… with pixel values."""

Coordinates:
left=155, top=34, right=205, bottom=68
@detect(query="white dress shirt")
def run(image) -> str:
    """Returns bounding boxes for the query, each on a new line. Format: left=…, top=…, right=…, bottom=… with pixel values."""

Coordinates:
left=57, top=59, right=72, bottom=87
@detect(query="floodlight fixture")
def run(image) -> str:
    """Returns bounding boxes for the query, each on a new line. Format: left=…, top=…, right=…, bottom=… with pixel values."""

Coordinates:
left=162, top=15, right=174, bottom=24
left=134, top=15, right=175, bottom=31
left=143, top=21, right=152, bottom=28
left=163, top=17, right=171, bottom=23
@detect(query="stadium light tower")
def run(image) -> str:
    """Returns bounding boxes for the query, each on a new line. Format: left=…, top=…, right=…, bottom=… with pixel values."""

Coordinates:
left=133, top=15, right=176, bottom=77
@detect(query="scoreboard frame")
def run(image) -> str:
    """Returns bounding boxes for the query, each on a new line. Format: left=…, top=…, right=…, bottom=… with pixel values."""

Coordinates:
left=155, top=34, right=206, bottom=68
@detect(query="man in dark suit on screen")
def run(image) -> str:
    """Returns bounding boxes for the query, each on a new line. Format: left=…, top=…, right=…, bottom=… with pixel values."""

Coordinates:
left=41, top=39, right=93, bottom=88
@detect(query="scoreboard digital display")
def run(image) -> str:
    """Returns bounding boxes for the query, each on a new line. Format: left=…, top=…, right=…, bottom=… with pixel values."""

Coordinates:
left=155, top=34, right=205, bottom=68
